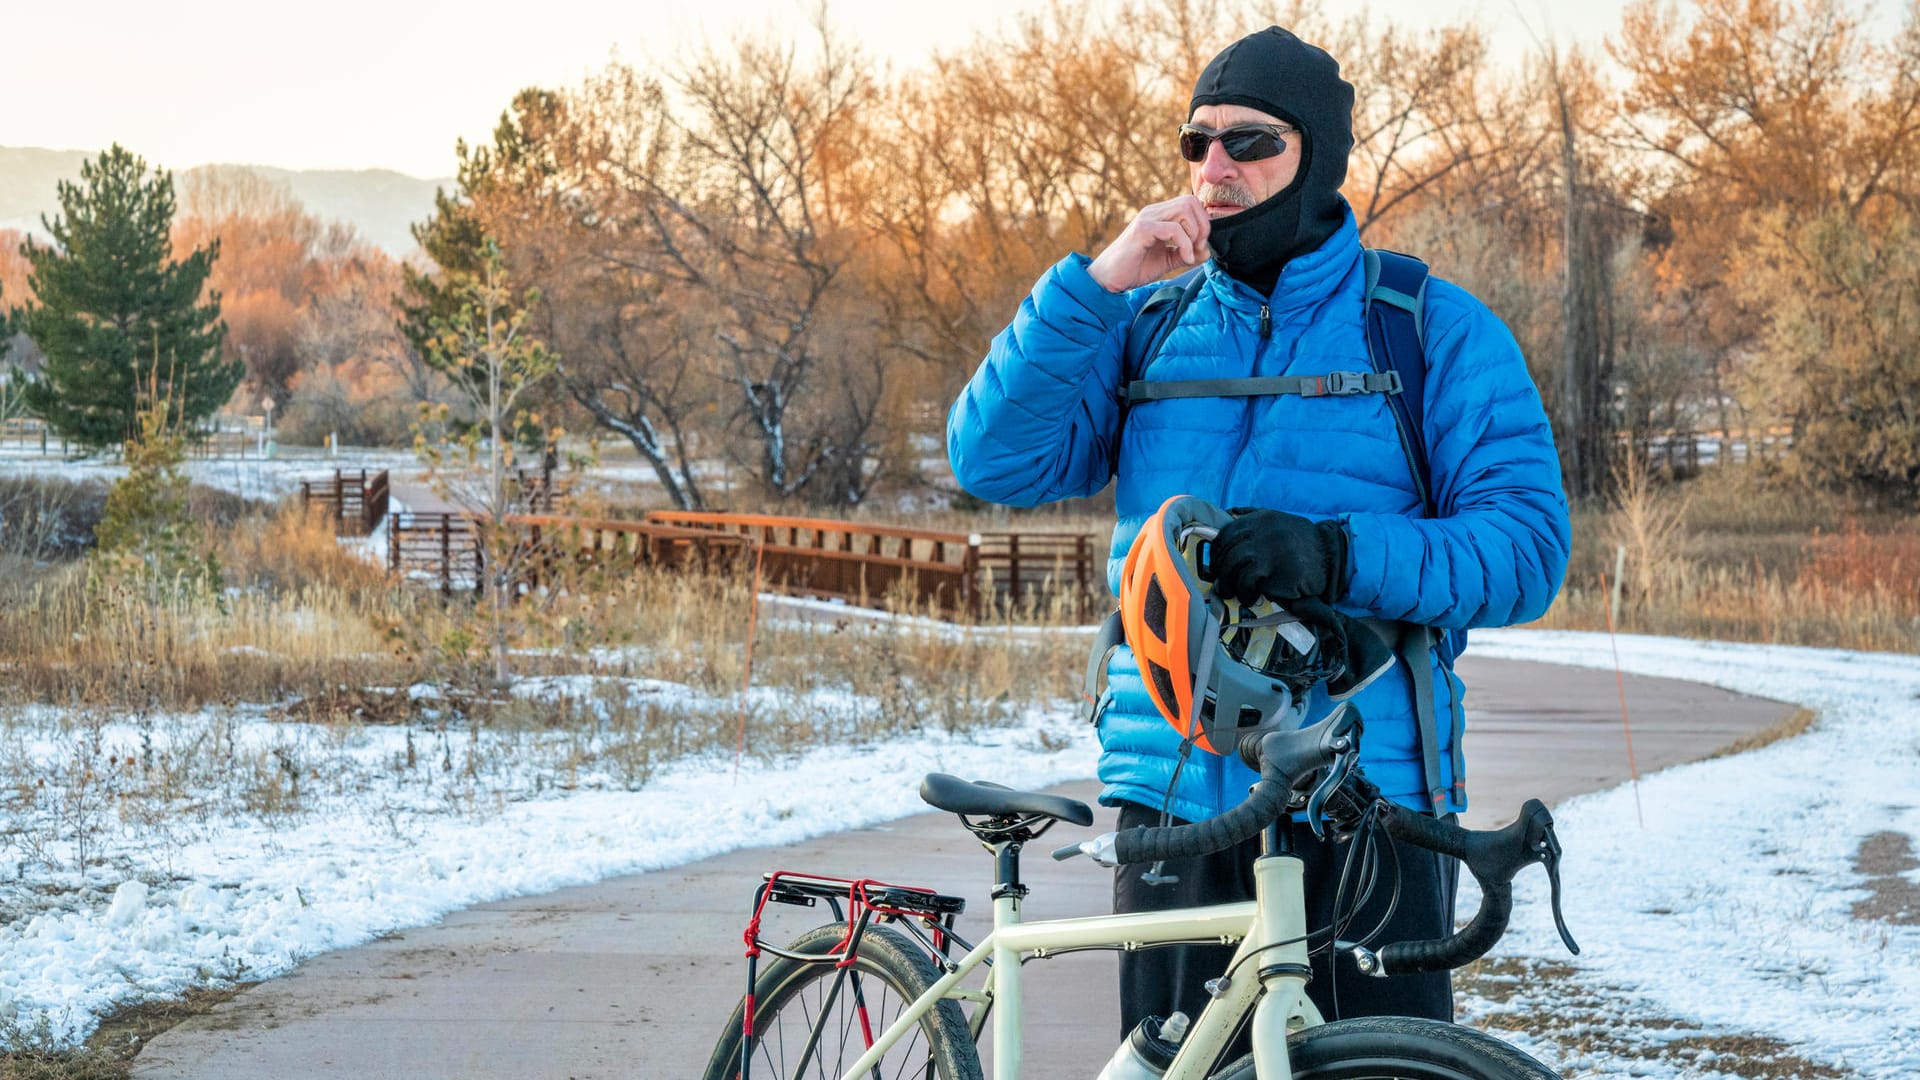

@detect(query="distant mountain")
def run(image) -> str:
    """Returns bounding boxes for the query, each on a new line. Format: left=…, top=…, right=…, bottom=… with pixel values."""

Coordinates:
left=0, top=146, right=450, bottom=257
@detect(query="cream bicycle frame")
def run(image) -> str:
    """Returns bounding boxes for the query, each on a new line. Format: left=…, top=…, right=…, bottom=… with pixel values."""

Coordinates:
left=838, top=848, right=1325, bottom=1080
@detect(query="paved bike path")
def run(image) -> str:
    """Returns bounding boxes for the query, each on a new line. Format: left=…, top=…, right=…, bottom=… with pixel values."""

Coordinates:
left=133, top=658, right=1795, bottom=1079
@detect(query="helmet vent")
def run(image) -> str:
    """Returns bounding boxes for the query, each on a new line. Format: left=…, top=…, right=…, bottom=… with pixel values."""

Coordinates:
left=1143, top=578, right=1169, bottom=643
left=1146, top=661, right=1179, bottom=716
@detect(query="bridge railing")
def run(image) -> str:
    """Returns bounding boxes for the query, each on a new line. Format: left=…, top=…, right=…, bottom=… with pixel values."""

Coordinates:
left=299, top=469, right=390, bottom=536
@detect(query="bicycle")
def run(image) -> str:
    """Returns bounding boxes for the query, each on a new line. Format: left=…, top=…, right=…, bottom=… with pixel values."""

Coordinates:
left=701, top=704, right=1582, bottom=1079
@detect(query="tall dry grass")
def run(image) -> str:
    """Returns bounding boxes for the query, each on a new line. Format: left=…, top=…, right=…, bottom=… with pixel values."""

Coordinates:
left=1531, top=464, right=1920, bottom=653
left=0, top=491, right=1094, bottom=751
left=0, top=505, right=428, bottom=709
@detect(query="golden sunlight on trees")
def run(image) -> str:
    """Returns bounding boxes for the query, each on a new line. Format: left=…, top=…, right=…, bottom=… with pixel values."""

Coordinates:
left=401, top=0, right=1920, bottom=507
left=1609, top=0, right=1920, bottom=497
left=1735, top=208, right=1920, bottom=499
left=175, top=168, right=316, bottom=403
left=173, top=167, right=419, bottom=444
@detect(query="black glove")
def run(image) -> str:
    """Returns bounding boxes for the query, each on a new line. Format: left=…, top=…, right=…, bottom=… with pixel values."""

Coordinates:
left=1286, top=597, right=1396, bottom=699
left=1208, top=509, right=1350, bottom=606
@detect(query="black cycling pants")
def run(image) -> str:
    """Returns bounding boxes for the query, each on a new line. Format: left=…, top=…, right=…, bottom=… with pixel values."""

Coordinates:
left=1112, top=800, right=1458, bottom=1048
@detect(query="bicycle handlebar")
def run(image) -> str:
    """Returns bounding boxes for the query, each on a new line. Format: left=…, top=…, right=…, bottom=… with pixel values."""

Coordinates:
left=1368, top=798, right=1579, bottom=975
left=1058, top=707, right=1579, bottom=975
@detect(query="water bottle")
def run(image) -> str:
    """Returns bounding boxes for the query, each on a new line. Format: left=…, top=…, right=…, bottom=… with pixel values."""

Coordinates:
left=1094, top=1011, right=1190, bottom=1080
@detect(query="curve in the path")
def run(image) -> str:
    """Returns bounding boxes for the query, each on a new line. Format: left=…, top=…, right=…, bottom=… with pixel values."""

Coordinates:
left=133, top=657, right=1795, bottom=1080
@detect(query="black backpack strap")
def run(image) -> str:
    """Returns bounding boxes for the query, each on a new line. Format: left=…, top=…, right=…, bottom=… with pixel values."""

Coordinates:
left=1112, top=268, right=1207, bottom=476
left=1127, top=370, right=1403, bottom=402
left=1362, top=252, right=1466, bottom=812
left=1363, top=248, right=1435, bottom=517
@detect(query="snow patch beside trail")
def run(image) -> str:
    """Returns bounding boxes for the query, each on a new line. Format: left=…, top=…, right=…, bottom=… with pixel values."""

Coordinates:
left=1466, top=630, right=1920, bottom=1079
left=0, top=699, right=1098, bottom=1047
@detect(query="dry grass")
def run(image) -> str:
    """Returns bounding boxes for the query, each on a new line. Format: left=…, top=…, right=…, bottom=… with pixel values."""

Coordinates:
left=0, top=985, right=254, bottom=1079
left=0, top=505, right=427, bottom=710
left=1705, top=707, right=1820, bottom=761
left=0, top=486, right=1092, bottom=757
left=1532, top=465, right=1920, bottom=654
left=1460, top=956, right=1854, bottom=1079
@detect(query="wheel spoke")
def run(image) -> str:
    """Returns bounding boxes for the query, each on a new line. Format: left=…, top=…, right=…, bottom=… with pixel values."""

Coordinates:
left=714, top=926, right=978, bottom=1080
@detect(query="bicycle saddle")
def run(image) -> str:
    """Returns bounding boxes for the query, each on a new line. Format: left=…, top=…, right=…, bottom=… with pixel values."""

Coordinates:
left=919, top=774, right=1095, bottom=826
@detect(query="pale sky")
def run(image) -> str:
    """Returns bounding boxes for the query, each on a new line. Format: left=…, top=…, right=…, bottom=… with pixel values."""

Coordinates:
left=0, top=0, right=1713, bottom=178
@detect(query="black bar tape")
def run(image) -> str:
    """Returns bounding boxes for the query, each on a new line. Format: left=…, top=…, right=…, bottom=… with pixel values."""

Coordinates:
left=1380, top=880, right=1513, bottom=974
left=1373, top=800, right=1551, bottom=974
left=1112, top=776, right=1288, bottom=865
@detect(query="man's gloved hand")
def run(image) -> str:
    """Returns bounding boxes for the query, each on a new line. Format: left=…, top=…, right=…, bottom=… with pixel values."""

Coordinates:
left=1286, top=597, right=1395, bottom=699
left=1208, top=509, right=1350, bottom=606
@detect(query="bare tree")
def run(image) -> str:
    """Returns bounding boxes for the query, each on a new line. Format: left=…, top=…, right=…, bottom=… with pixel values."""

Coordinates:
left=590, top=19, right=893, bottom=503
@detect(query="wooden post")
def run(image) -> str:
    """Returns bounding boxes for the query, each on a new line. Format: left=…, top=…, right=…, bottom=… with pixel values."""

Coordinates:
left=440, top=514, right=452, bottom=598
left=1077, top=535, right=1094, bottom=617
left=1009, top=533, right=1023, bottom=611
left=964, top=534, right=981, bottom=620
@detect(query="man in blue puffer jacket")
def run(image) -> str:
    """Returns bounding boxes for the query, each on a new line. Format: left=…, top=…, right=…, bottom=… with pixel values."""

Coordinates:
left=946, top=27, right=1571, bottom=1032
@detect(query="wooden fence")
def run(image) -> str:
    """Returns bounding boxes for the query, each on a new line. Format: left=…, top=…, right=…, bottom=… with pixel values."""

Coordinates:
left=0, top=418, right=72, bottom=456
left=642, top=511, right=1102, bottom=619
left=299, top=469, right=391, bottom=536
left=387, top=512, right=749, bottom=598
left=510, top=467, right=574, bottom=513
left=0, top=416, right=267, bottom=459
left=380, top=506, right=1101, bottom=620
left=389, top=512, right=484, bottom=596
left=975, top=531, right=1104, bottom=616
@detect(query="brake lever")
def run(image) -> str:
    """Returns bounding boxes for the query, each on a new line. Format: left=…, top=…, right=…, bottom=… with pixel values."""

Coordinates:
left=1524, top=804, right=1580, bottom=956
left=1303, top=745, right=1359, bottom=841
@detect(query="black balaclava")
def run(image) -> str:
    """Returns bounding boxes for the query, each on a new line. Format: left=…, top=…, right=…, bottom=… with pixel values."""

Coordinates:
left=1190, top=27, right=1355, bottom=296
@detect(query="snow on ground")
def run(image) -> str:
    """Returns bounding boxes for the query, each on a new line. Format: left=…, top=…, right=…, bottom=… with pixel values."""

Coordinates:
left=1463, top=630, right=1920, bottom=1079
left=0, top=684, right=1099, bottom=1048
left=0, top=627, right=1915, bottom=1076
left=0, top=447, right=423, bottom=503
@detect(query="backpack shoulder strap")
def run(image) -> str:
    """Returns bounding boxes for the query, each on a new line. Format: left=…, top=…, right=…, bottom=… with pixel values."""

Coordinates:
left=1122, top=267, right=1207, bottom=384
left=1362, top=248, right=1435, bottom=517
left=1112, top=267, right=1207, bottom=476
left=1363, top=251, right=1468, bottom=812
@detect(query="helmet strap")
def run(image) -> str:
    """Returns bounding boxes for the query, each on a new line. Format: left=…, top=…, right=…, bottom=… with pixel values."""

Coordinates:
left=1144, top=738, right=1196, bottom=887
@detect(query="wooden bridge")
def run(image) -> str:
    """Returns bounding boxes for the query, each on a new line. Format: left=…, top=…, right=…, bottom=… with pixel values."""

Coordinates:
left=642, top=511, right=1102, bottom=618
left=385, top=508, right=1103, bottom=619
left=299, top=469, right=391, bottom=536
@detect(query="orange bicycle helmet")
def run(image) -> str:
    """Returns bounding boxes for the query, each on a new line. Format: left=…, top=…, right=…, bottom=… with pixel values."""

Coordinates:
left=1109, top=495, right=1341, bottom=754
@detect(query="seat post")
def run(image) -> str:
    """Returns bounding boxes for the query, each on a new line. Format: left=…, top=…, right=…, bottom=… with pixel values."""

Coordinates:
left=990, top=840, right=1028, bottom=905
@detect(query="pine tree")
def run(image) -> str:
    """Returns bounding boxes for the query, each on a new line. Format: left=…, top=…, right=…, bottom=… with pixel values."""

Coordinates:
left=15, top=145, right=240, bottom=449
left=398, top=93, right=558, bottom=403
left=0, top=288, right=17, bottom=425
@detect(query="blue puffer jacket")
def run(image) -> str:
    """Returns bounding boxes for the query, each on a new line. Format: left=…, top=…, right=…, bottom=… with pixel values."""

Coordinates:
left=947, top=207, right=1570, bottom=822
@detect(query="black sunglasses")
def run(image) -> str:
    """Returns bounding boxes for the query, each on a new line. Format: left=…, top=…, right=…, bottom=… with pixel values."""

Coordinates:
left=1178, top=123, right=1295, bottom=163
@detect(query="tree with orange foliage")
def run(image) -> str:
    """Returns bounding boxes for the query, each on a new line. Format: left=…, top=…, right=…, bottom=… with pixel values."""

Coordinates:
left=1611, top=0, right=1920, bottom=493
left=174, top=167, right=322, bottom=404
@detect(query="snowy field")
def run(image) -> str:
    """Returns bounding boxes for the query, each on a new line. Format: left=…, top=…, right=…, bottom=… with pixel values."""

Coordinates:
left=0, top=446, right=423, bottom=503
left=1459, top=631, right=1920, bottom=1078
left=0, top=566, right=1914, bottom=1074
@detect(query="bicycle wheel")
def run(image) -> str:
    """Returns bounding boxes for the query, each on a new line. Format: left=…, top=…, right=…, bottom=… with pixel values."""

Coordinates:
left=702, top=921, right=984, bottom=1080
left=1206, top=1014, right=1560, bottom=1079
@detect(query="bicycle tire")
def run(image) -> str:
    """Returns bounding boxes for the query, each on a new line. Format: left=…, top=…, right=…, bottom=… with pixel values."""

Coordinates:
left=1206, top=1014, right=1560, bottom=1079
left=701, top=921, right=984, bottom=1080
